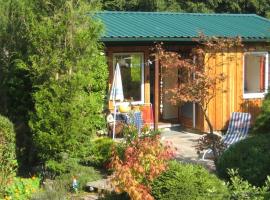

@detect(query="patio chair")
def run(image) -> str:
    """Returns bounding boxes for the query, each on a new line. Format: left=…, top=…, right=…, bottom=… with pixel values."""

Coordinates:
left=201, top=112, right=251, bottom=160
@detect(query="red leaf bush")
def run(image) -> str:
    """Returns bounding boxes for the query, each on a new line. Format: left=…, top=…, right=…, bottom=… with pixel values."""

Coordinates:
left=109, top=134, right=176, bottom=200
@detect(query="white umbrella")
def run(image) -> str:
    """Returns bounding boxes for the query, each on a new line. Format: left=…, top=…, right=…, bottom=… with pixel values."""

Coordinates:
left=110, top=63, right=124, bottom=139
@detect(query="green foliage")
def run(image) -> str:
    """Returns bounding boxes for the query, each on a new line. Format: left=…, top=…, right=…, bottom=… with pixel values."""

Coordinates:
left=100, top=0, right=270, bottom=18
left=227, top=169, right=270, bottom=200
left=216, top=134, right=270, bottom=186
left=33, top=165, right=101, bottom=200
left=252, top=93, right=270, bottom=134
left=0, top=0, right=34, bottom=171
left=0, top=115, right=17, bottom=197
left=55, top=165, right=101, bottom=191
left=82, top=137, right=115, bottom=167
left=122, top=125, right=138, bottom=144
left=26, top=0, right=108, bottom=162
left=123, top=124, right=161, bottom=145
left=0, top=0, right=108, bottom=169
left=5, top=177, right=40, bottom=200
left=151, top=160, right=229, bottom=200
left=44, top=157, right=81, bottom=177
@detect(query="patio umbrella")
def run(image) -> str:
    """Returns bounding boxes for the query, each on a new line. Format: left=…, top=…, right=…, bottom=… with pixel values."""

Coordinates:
left=110, top=63, right=124, bottom=139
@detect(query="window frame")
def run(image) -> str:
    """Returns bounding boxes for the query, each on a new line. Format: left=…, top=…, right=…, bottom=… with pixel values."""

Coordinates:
left=112, top=52, right=145, bottom=105
left=243, top=52, right=269, bottom=99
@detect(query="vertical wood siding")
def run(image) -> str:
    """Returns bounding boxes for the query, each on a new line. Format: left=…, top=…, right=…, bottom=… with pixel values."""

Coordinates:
left=203, top=47, right=264, bottom=132
left=105, top=44, right=267, bottom=132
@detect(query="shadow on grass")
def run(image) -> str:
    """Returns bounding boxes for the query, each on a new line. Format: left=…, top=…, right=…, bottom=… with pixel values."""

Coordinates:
left=98, top=192, right=129, bottom=200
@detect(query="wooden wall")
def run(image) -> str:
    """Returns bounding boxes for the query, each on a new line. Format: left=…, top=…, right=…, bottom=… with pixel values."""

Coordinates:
left=203, top=45, right=266, bottom=132
left=105, top=43, right=268, bottom=132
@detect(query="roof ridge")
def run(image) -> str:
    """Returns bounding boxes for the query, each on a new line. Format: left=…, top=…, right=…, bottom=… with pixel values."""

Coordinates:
left=97, top=11, right=258, bottom=17
left=252, top=14, right=270, bottom=23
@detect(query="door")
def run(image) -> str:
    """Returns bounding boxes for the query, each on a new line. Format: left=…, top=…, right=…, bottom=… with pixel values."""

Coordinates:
left=162, top=67, right=178, bottom=120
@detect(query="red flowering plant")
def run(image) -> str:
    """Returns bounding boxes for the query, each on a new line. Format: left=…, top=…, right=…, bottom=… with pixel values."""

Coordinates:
left=109, top=134, right=176, bottom=200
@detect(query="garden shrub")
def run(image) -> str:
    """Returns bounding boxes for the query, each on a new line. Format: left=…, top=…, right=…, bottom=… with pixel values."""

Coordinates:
left=0, top=115, right=17, bottom=197
left=44, top=157, right=81, bottom=178
left=82, top=137, right=115, bottom=168
left=227, top=169, right=270, bottom=200
left=5, top=176, right=40, bottom=200
left=110, top=134, right=175, bottom=200
left=216, top=134, right=270, bottom=186
left=252, top=93, right=270, bottom=134
left=123, top=124, right=161, bottom=145
left=151, top=160, right=229, bottom=200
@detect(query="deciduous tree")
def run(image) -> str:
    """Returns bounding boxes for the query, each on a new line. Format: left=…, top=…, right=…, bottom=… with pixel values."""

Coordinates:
left=155, top=36, right=242, bottom=159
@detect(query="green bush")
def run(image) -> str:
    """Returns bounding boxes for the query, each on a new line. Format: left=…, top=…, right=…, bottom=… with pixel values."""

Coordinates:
left=252, top=93, right=270, bottom=134
left=82, top=137, right=115, bottom=167
left=5, top=177, right=40, bottom=200
left=123, top=125, right=161, bottom=145
left=151, top=161, right=228, bottom=200
left=44, top=157, right=81, bottom=177
left=227, top=169, right=270, bottom=200
left=0, top=115, right=17, bottom=196
left=216, top=134, right=270, bottom=186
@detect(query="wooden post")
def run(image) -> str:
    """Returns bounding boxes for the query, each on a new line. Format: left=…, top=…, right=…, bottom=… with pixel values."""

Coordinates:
left=154, top=55, right=159, bottom=130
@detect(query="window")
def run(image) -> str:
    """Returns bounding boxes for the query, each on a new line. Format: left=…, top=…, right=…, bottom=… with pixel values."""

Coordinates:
left=113, top=53, right=144, bottom=103
left=243, top=52, right=269, bottom=99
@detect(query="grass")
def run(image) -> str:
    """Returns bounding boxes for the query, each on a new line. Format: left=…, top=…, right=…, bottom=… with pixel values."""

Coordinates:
left=32, top=165, right=102, bottom=200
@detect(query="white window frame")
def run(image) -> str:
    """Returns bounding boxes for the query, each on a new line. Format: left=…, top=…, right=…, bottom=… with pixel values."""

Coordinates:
left=113, top=52, right=145, bottom=105
left=243, top=52, right=269, bottom=99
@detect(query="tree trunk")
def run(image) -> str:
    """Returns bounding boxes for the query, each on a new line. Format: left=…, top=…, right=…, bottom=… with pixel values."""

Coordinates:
left=201, top=106, right=218, bottom=163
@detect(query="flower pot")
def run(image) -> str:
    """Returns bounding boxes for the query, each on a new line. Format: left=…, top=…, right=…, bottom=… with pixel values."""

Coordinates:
left=119, top=103, right=131, bottom=113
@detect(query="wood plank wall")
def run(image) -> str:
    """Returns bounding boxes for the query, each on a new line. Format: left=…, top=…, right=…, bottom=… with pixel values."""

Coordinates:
left=105, top=43, right=268, bottom=132
left=203, top=46, right=265, bottom=132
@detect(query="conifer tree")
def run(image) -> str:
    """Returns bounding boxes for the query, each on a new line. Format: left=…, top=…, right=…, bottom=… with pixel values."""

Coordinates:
left=27, top=0, right=108, bottom=161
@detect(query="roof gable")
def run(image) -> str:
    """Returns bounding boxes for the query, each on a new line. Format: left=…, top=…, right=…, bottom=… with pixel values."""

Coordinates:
left=95, top=11, right=270, bottom=42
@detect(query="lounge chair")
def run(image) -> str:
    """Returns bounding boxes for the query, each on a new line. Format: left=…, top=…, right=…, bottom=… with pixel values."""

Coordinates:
left=201, top=112, right=251, bottom=160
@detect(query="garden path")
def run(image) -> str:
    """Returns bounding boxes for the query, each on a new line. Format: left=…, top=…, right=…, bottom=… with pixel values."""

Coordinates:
left=161, top=127, right=216, bottom=171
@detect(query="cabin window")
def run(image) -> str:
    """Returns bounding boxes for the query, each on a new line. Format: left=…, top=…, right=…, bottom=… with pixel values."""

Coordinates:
left=113, top=53, right=144, bottom=103
left=243, top=52, right=269, bottom=99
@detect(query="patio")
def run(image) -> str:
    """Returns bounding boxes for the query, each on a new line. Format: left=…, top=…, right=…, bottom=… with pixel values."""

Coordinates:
left=161, top=127, right=216, bottom=171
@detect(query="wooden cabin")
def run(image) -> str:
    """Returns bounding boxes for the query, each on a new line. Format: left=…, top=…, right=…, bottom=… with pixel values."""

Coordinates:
left=96, top=11, right=270, bottom=132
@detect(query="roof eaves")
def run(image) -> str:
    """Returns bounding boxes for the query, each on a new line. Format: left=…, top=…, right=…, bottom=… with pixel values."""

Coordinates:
left=100, top=36, right=195, bottom=42
left=101, top=36, right=270, bottom=43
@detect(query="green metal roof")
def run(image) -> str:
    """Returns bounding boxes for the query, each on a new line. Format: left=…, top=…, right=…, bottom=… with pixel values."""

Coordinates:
left=95, top=11, right=270, bottom=42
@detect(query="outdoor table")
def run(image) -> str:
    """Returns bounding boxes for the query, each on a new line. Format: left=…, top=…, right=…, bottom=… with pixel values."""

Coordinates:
left=115, top=111, right=143, bottom=134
